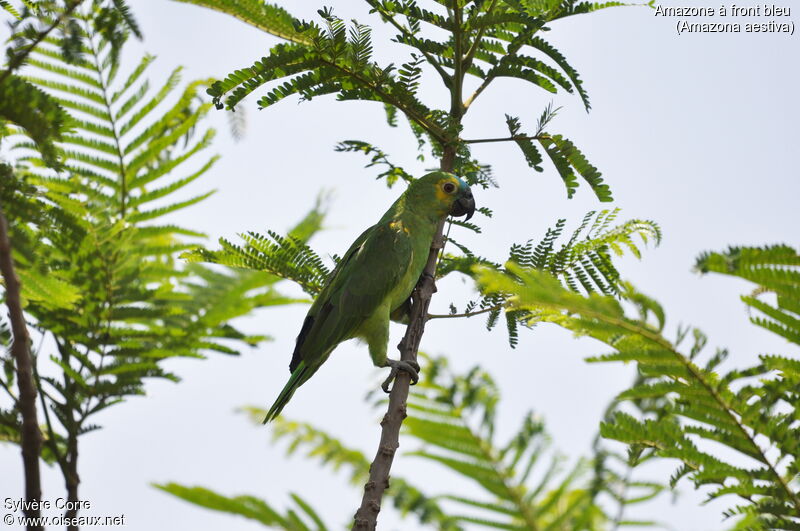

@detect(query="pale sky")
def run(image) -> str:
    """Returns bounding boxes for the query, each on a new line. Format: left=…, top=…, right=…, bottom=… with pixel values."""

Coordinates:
left=1, top=1, right=799, bottom=530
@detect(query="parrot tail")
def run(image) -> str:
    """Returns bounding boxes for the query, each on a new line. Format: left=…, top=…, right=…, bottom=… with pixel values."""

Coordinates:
left=263, top=362, right=310, bottom=424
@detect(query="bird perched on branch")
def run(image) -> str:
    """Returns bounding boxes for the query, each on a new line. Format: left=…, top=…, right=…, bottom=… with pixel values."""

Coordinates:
left=263, top=171, right=476, bottom=423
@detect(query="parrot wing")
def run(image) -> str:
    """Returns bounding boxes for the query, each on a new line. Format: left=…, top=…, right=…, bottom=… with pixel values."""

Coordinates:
left=263, top=222, right=413, bottom=423
left=293, top=222, right=413, bottom=369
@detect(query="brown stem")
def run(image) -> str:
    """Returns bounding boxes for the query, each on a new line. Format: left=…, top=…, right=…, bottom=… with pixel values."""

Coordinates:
left=0, top=206, right=44, bottom=531
left=55, top=338, right=82, bottom=530
left=352, top=221, right=445, bottom=530
left=64, top=443, right=80, bottom=531
left=352, top=152, right=457, bottom=530
left=352, top=4, right=469, bottom=525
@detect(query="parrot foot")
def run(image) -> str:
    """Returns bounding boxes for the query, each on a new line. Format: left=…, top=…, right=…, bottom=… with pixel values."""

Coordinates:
left=381, top=359, right=420, bottom=393
left=418, top=272, right=437, bottom=293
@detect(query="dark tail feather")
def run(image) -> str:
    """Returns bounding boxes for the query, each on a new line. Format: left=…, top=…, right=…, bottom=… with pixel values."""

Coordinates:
left=290, top=315, right=314, bottom=372
left=263, top=362, right=309, bottom=424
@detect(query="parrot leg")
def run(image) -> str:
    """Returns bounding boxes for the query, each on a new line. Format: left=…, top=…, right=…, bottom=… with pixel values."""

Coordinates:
left=361, top=308, right=420, bottom=392
left=389, top=296, right=412, bottom=324
left=381, top=359, right=420, bottom=393
left=419, top=271, right=437, bottom=293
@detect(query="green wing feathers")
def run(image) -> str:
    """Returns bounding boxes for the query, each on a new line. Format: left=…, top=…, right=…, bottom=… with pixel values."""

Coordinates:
left=263, top=223, right=413, bottom=422
left=291, top=223, right=412, bottom=367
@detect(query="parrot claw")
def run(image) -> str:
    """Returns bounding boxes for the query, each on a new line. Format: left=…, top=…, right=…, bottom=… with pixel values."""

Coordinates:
left=419, top=272, right=437, bottom=293
left=381, top=359, right=420, bottom=393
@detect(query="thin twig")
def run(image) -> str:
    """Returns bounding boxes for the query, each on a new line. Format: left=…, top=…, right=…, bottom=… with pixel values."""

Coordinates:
left=451, top=2, right=465, bottom=120
left=320, top=58, right=448, bottom=145
left=34, top=353, right=69, bottom=478
left=428, top=303, right=503, bottom=320
left=611, top=464, right=634, bottom=531
left=0, top=375, right=18, bottom=405
left=460, top=0, right=499, bottom=84
left=463, top=23, right=540, bottom=110
left=0, top=206, right=44, bottom=531
left=365, top=0, right=452, bottom=88
left=463, top=134, right=547, bottom=144
left=463, top=71, right=494, bottom=110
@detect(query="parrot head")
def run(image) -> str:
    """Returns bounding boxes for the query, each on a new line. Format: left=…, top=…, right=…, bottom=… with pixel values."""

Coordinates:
left=408, top=171, right=476, bottom=221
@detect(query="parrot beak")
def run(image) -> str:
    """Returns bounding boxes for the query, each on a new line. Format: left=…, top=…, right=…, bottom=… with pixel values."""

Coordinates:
left=450, top=186, right=476, bottom=221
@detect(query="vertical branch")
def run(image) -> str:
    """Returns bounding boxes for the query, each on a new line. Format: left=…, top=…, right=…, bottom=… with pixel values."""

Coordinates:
left=64, top=435, right=80, bottom=531
left=0, top=206, right=44, bottom=531
left=451, top=1, right=465, bottom=121
left=53, top=338, right=82, bottom=531
left=353, top=2, right=467, bottom=527
left=352, top=153, right=456, bottom=530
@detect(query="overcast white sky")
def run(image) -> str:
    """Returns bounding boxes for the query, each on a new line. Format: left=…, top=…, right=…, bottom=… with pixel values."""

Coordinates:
left=1, top=1, right=799, bottom=530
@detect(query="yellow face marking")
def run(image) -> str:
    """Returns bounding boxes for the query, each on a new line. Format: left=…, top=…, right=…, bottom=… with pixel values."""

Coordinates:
left=435, top=176, right=460, bottom=203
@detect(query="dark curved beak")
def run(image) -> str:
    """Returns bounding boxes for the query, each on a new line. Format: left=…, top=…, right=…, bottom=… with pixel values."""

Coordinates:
left=450, top=186, right=475, bottom=221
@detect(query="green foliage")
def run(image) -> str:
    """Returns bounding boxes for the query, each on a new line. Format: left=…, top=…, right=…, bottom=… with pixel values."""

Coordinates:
left=476, top=245, right=800, bottom=528
left=334, top=139, right=414, bottom=188
left=182, top=208, right=658, bottom=348
left=160, top=356, right=613, bottom=530
left=435, top=209, right=660, bottom=347
left=588, top=372, right=668, bottom=529
left=696, top=245, right=800, bottom=345
left=172, top=0, right=314, bottom=45
left=0, top=74, right=69, bottom=166
left=402, top=355, right=607, bottom=530
left=181, top=196, right=331, bottom=297
left=0, top=8, right=306, bottom=503
left=0, top=1, right=145, bottom=163
left=504, top=106, right=611, bottom=201
left=155, top=484, right=329, bottom=531
left=1, top=0, right=21, bottom=19
left=183, top=230, right=331, bottom=297
left=260, top=413, right=463, bottom=529
left=176, top=0, right=617, bottom=201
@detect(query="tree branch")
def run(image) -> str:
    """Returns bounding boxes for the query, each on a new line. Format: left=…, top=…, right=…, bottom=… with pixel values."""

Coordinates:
left=364, top=0, right=453, bottom=89
left=450, top=2, right=465, bottom=121
left=353, top=219, right=446, bottom=530
left=460, top=0, right=499, bottom=94
left=428, top=303, right=503, bottom=320
left=463, top=72, right=494, bottom=110
left=0, top=206, right=44, bottom=531
left=0, top=374, right=18, bottom=405
left=353, top=148, right=457, bottom=529
left=352, top=4, right=468, bottom=527
left=463, top=134, right=547, bottom=144
left=463, top=23, right=539, bottom=110
left=318, top=58, right=449, bottom=145
left=34, top=358, right=70, bottom=477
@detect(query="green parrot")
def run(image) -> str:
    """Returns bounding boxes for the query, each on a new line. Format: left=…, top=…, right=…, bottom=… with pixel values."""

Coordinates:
left=263, top=171, right=475, bottom=423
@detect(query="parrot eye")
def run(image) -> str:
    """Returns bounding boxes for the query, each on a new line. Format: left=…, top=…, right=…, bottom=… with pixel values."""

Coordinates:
left=443, top=182, right=456, bottom=194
